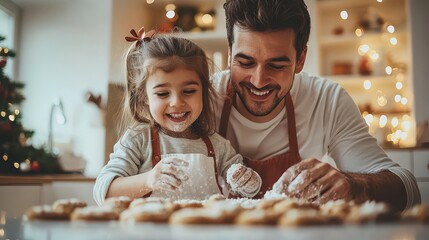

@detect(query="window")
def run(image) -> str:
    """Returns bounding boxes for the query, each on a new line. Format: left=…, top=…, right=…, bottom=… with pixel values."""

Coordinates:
left=0, top=2, right=18, bottom=78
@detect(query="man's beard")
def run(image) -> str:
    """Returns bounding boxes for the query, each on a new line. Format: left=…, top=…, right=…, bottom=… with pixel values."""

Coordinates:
left=232, top=81, right=284, bottom=117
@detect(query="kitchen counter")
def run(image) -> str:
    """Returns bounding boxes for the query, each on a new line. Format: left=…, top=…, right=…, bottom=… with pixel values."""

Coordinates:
left=2, top=218, right=428, bottom=240
left=0, top=174, right=95, bottom=185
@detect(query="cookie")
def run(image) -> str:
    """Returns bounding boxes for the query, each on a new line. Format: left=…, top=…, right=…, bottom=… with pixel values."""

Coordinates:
left=401, top=204, right=429, bottom=223
left=71, top=206, right=119, bottom=221
left=345, top=201, right=399, bottom=224
left=169, top=208, right=227, bottom=224
left=272, top=198, right=319, bottom=214
left=24, top=205, right=69, bottom=221
left=52, top=198, right=87, bottom=215
left=171, top=200, right=243, bottom=224
left=320, top=199, right=354, bottom=221
left=235, top=209, right=281, bottom=225
left=278, top=208, right=328, bottom=227
left=120, top=202, right=173, bottom=223
left=129, top=197, right=167, bottom=209
left=174, top=199, right=204, bottom=209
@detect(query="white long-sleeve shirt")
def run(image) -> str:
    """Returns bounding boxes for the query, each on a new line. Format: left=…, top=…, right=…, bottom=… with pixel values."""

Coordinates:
left=212, top=70, right=421, bottom=209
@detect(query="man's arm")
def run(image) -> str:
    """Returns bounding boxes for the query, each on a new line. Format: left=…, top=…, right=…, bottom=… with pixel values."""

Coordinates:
left=346, top=170, right=406, bottom=211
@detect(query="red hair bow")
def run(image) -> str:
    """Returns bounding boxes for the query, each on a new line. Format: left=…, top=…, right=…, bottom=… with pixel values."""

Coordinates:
left=125, top=27, right=156, bottom=47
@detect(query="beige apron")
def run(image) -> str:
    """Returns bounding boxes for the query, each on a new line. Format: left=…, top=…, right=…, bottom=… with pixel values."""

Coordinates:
left=219, top=82, right=302, bottom=198
left=145, top=127, right=224, bottom=200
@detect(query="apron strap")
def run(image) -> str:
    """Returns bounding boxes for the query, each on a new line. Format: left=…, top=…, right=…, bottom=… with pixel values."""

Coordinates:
left=219, top=81, right=235, bottom=138
left=201, top=136, right=224, bottom=195
left=151, top=126, right=161, bottom=166
left=143, top=126, right=162, bottom=198
left=285, top=93, right=299, bottom=154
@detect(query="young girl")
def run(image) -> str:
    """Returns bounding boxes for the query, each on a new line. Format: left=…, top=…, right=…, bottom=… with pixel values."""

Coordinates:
left=93, top=27, right=261, bottom=205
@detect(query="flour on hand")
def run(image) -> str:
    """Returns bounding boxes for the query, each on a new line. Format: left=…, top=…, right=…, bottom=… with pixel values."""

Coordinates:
left=226, top=163, right=262, bottom=198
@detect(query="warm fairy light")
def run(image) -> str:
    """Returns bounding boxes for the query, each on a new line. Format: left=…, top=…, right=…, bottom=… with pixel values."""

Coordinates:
left=391, top=117, right=399, bottom=127
left=3, top=48, right=8, bottom=54
left=369, top=50, right=380, bottom=61
left=340, top=10, right=348, bottom=20
left=401, top=97, right=408, bottom=105
left=166, top=10, right=175, bottom=19
left=396, top=82, right=403, bottom=90
left=165, top=4, right=176, bottom=11
left=402, top=120, right=412, bottom=131
left=377, top=0, right=383, bottom=3
left=202, top=14, right=213, bottom=25
left=363, top=80, right=372, bottom=90
left=355, top=28, right=363, bottom=37
left=0, top=111, right=5, bottom=117
left=14, top=162, right=19, bottom=168
left=8, top=115, right=15, bottom=121
left=385, top=66, right=393, bottom=75
left=387, top=25, right=395, bottom=33
left=390, top=37, right=398, bottom=45
left=25, top=159, right=31, bottom=164
left=364, top=114, right=374, bottom=126
left=14, top=109, right=20, bottom=115
left=146, top=0, right=154, bottom=4
left=0, top=228, right=4, bottom=237
left=379, top=115, right=387, bottom=128
left=394, top=94, right=402, bottom=102
left=393, top=129, right=407, bottom=141
left=358, top=44, right=370, bottom=55
left=2, top=154, right=7, bottom=161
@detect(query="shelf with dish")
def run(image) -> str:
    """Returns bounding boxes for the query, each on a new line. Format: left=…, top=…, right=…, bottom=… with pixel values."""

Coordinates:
left=316, top=0, right=414, bottom=148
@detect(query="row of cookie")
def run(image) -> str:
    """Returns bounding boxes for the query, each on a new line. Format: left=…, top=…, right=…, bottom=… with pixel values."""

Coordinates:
left=75, top=198, right=429, bottom=225
left=24, top=196, right=429, bottom=225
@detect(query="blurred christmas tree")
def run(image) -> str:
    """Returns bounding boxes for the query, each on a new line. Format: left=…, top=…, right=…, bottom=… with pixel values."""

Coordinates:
left=0, top=35, right=63, bottom=174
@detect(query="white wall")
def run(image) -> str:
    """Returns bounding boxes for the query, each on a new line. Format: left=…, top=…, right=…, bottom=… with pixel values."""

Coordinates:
left=303, top=0, right=318, bottom=75
left=17, top=0, right=112, bottom=153
left=109, top=0, right=154, bottom=84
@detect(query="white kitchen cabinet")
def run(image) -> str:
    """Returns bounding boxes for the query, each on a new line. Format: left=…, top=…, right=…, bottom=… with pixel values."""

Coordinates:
left=412, top=150, right=429, bottom=178
left=0, top=176, right=95, bottom=218
left=413, top=150, right=429, bottom=204
left=0, top=185, right=43, bottom=218
left=43, top=182, right=96, bottom=206
left=417, top=182, right=429, bottom=205
left=385, top=148, right=429, bottom=204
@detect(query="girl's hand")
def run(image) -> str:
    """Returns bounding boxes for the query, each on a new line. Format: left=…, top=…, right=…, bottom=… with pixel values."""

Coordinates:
left=226, top=163, right=262, bottom=198
left=147, top=157, right=189, bottom=192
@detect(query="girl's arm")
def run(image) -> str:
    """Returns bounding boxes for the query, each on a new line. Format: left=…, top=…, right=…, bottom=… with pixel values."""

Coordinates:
left=106, top=172, right=153, bottom=199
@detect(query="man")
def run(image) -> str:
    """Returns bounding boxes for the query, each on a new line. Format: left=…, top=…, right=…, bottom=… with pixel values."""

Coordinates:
left=212, top=0, right=420, bottom=211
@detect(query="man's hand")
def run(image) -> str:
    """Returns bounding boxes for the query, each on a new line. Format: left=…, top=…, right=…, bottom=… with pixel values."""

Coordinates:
left=272, top=158, right=361, bottom=204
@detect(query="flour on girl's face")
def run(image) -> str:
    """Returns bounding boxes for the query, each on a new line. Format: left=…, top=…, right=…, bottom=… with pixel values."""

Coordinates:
left=170, top=121, right=190, bottom=133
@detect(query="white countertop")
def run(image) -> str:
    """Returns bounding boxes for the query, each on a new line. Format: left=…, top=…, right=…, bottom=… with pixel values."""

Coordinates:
left=2, top=218, right=428, bottom=240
